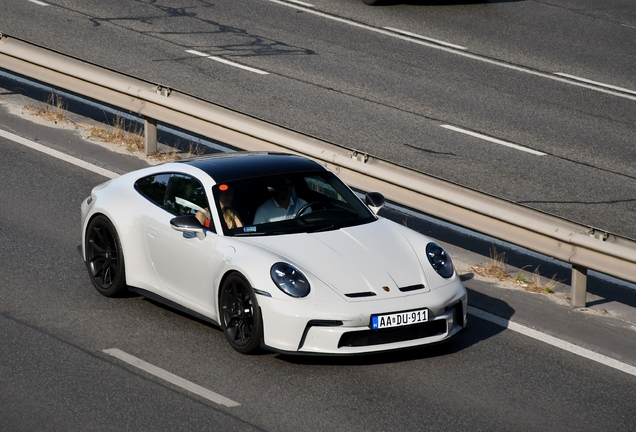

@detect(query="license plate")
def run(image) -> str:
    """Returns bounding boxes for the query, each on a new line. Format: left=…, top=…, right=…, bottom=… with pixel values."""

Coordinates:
left=371, top=308, right=429, bottom=330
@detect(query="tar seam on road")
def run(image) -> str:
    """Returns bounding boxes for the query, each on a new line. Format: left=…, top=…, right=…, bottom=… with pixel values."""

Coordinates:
left=103, top=349, right=241, bottom=407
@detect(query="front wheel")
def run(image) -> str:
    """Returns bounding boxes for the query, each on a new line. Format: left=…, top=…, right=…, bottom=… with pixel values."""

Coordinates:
left=85, top=215, right=127, bottom=297
left=220, top=273, right=263, bottom=354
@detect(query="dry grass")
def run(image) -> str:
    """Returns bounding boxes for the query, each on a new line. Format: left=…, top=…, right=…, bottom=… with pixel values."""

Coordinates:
left=24, top=94, right=69, bottom=124
left=86, top=116, right=207, bottom=161
left=21, top=93, right=209, bottom=160
left=156, top=141, right=207, bottom=161
left=89, top=115, right=144, bottom=153
left=472, top=246, right=558, bottom=295
left=89, top=120, right=208, bottom=160
left=473, top=245, right=509, bottom=280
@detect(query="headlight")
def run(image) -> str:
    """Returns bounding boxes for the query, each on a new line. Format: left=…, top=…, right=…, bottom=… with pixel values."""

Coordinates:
left=270, top=263, right=311, bottom=297
left=426, top=242, right=454, bottom=279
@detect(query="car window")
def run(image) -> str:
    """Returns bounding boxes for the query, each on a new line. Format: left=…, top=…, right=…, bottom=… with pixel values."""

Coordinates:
left=220, top=170, right=376, bottom=236
left=134, top=173, right=170, bottom=206
left=135, top=173, right=210, bottom=220
left=304, top=175, right=346, bottom=202
left=164, top=174, right=209, bottom=217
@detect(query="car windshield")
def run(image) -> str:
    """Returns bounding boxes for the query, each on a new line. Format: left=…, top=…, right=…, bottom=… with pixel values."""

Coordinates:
left=213, top=170, right=377, bottom=236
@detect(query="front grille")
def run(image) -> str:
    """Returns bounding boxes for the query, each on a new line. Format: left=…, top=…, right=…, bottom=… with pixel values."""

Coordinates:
left=451, top=301, right=464, bottom=327
left=398, top=284, right=425, bottom=292
left=345, top=292, right=377, bottom=298
left=338, top=319, right=447, bottom=348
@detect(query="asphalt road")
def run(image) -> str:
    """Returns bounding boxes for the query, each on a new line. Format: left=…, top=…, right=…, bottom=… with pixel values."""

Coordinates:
left=1, top=92, right=636, bottom=431
left=1, top=0, right=635, bottom=239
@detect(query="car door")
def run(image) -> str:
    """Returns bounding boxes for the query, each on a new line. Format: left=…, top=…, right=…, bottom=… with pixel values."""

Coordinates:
left=143, top=173, right=222, bottom=312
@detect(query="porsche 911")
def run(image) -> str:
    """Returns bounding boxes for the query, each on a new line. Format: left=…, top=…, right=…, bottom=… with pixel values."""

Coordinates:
left=80, top=152, right=467, bottom=355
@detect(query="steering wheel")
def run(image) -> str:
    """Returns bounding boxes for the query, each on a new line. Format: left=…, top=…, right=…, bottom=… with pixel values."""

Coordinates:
left=295, top=201, right=329, bottom=218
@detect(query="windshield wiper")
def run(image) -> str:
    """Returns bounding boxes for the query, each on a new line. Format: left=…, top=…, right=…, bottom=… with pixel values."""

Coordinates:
left=233, top=232, right=266, bottom=237
left=307, top=224, right=337, bottom=233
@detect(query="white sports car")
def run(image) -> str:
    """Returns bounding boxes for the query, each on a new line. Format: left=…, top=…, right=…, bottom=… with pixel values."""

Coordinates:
left=81, top=152, right=467, bottom=355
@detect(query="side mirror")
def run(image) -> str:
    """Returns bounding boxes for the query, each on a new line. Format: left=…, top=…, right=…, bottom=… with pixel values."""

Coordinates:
left=365, top=192, right=386, bottom=214
left=170, top=215, right=210, bottom=240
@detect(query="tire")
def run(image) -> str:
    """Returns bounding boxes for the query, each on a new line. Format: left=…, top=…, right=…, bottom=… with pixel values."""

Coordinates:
left=220, top=273, right=263, bottom=354
left=85, top=215, right=127, bottom=297
left=362, top=0, right=382, bottom=5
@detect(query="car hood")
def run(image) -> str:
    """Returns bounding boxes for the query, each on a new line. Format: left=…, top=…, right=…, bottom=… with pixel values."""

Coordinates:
left=241, top=219, right=433, bottom=299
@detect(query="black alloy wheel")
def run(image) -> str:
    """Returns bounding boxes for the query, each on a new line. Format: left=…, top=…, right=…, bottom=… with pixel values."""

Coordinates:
left=220, top=273, right=263, bottom=354
left=85, top=215, right=127, bottom=297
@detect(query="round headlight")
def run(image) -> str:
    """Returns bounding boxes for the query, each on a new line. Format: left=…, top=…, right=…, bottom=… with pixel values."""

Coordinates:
left=426, top=242, right=455, bottom=279
left=270, top=263, right=311, bottom=298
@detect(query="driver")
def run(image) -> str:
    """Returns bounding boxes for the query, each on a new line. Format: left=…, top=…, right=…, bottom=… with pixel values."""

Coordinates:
left=253, top=178, right=309, bottom=224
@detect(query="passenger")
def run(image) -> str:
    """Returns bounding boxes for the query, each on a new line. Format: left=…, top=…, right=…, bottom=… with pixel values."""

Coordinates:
left=253, top=179, right=308, bottom=224
left=195, top=184, right=243, bottom=229
left=218, top=185, right=243, bottom=229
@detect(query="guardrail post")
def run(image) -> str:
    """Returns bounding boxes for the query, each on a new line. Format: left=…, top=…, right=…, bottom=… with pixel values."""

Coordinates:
left=571, top=265, right=588, bottom=308
left=144, top=117, right=157, bottom=155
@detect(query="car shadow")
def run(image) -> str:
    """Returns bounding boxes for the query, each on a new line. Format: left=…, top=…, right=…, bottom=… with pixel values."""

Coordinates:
left=276, top=286, right=514, bottom=366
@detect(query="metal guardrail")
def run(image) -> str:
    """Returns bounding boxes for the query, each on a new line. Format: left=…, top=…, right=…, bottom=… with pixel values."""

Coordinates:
left=1, top=33, right=635, bottom=307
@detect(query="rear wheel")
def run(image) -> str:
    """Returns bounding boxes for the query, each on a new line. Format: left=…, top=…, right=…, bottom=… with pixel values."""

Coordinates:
left=220, top=273, right=263, bottom=354
left=85, top=215, right=127, bottom=297
left=362, top=0, right=382, bottom=5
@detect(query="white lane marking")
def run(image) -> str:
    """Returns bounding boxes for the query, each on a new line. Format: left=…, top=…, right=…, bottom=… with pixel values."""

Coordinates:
left=441, top=125, right=547, bottom=156
left=265, top=0, right=636, bottom=101
left=384, top=27, right=467, bottom=50
left=469, top=307, right=636, bottom=377
left=0, top=128, right=119, bottom=178
left=28, top=0, right=49, bottom=5
left=554, top=73, right=636, bottom=96
left=286, top=0, right=314, bottom=6
left=186, top=50, right=269, bottom=75
left=103, top=349, right=241, bottom=407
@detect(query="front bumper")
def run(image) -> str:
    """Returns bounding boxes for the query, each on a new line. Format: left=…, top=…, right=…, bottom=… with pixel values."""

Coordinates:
left=258, top=280, right=467, bottom=355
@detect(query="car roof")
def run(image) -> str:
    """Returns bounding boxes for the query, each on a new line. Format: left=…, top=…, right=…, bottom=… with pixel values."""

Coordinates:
left=176, top=152, right=325, bottom=183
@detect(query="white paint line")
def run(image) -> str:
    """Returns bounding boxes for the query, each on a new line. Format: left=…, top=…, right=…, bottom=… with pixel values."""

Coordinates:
left=186, top=50, right=269, bottom=75
left=265, top=0, right=636, bottom=102
left=0, top=128, right=119, bottom=178
left=186, top=50, right=211, bottom=57
left=554, top=73, right=636, bottom=96
left=286, top=0, right=314, bottom=7
left=469, top=307, right=636, bottom=377
left=440, top=125, right=547, bottom=156
left=103, top=349, right=241, bottom=407
left=28, top=0, right=49, bottom=5
left=384, top=27, right=467, bottom=50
